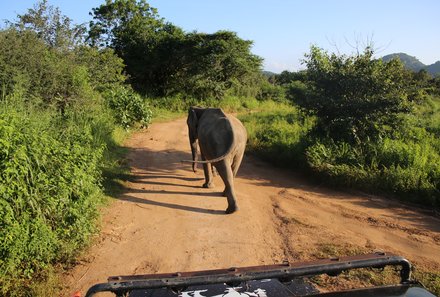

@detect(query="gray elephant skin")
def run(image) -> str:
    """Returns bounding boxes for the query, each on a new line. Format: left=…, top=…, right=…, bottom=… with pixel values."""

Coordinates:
left=186, top=107, right=247, bottom=214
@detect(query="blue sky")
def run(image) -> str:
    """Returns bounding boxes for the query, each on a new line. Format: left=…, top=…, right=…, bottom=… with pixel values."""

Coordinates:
left=1, top=0, right=439, bottom=73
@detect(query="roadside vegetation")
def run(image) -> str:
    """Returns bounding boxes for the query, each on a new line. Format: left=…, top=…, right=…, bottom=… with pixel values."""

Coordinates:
left=243, top=47, right=440, bottom=208
left=0, top=0, right=438, bottom=296
left=0, top=1, right=150, bottom=295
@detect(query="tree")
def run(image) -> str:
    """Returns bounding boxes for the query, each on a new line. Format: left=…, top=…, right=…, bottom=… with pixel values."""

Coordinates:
left=88, top=0, right=263, bottom=98
left=0, top=0, right=126, bottom=111
left=74, top=46, right=126, bottom=91
left=12, top=0, right=86, bottom=50
left=174, top=31, right=263, bottom=99
left=88, top=0, right=185, bottom=95
left=298, top=46, right=413, bottom=143
left=275, top=70, right=307, bottom=85
left=88, top=0, right=165, bottom=49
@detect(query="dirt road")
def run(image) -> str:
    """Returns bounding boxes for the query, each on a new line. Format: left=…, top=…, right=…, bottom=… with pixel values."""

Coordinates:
left=64, top=118, right=440, bottom=296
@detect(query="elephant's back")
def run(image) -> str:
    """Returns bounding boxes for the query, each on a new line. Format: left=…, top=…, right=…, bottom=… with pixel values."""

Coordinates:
left=198, top=109, right=234, bottom=159
left=227, top=114, right=247, bottom=140
left=199, top=109, right=230, bottom=133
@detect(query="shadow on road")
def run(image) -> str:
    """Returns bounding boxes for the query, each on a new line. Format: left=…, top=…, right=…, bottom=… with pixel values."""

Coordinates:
left=104, top=146, right=228, bottom=215
left=108, top=143, right=440, bottom=233
left=118, top=193, right=226, bottom=215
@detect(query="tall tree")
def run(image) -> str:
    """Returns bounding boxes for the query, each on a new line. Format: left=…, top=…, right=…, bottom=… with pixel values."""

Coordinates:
left=88, top=0, right=164, bottom=49
left=88, top=0, right=184, bottom=95
left=12, top=0, right=85, bottom=50
left=175, top=31, right=263, bottom=99
left=1, top=0, right=126, bottom=110
left=88, top=0, right=263, bottom=98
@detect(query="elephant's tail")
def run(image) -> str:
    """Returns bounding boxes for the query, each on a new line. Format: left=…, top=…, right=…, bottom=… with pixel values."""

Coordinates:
left=183, top=113, right=237, bottom=165
left=182, top=129, right=235, bottom=165
left=181, top=142, right=234, bottom=163
left=181, top=152, right=228, bottom=164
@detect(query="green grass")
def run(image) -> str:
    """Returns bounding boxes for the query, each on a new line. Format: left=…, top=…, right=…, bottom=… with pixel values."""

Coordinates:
left=412, top=95, right=440, bottom=137
left=240, top=96, right=440, bottom=207
left=150, top=107, right=185, bottom=123
left=239, top=103, right=315, bottom=168
left=147, top=95, right=281, bottom=122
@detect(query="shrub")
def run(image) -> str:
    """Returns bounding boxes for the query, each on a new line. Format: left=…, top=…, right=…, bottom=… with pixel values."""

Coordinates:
left=305, top=135, right=440, bottom=206
left=373, top=136, right=440, bottom=205
left=74, top=46, right=126, bottom=92
left=299, top=46, right=413, bottom=143
left=286, top=80, right=309, bottom=103
left=0, top=102, right=107, bottom=293
left=243, top=100, right=440, bottom=207
left=256, top=80, right=286, bottom=102
left=241, top=107, right=314, bottom=168
left=103, top=86, right=153, bottom=128
left=0, top=28, right=127, bottom=115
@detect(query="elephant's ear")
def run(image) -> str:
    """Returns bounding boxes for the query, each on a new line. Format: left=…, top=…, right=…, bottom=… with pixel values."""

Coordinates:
left=188, top=107, right=199, bottom=135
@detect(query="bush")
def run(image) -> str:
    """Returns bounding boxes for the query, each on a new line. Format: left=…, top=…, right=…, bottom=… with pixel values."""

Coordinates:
left=411, top=95, right=440, bottom=137
left=0, top=28, right=127, bottom=115
left=103, top=86, right=153, bottom=128
left=299, top=46, right=413, bottom=143
left=242, top=99, right=440, bottom=207
left=0, top=29, right=88, bottom=111
left=0, top=102, right=108, bottom=294
left=374, top=136, right=440, bottom=205
left=305, top=134, right=440, bottom=206
left=286, top=80, right=309, bottom=103
left=0, top=3, right=153, bottom=294
left=74, top=46, right=126, bottom=91
left=240, top=106, right=314, bottom=168
left=256, top=80, right=286, bottom=102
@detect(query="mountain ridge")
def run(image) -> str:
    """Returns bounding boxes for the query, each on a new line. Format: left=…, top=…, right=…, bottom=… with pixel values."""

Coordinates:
left=382, top=53, right=440, bottom=76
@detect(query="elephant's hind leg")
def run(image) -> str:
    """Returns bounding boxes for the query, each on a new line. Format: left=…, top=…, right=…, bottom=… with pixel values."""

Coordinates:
left=231, top=150, right=245, bottom=178
left=216, top=161, right=238, bottom=214
left=202, top=156, right=215, bottom=188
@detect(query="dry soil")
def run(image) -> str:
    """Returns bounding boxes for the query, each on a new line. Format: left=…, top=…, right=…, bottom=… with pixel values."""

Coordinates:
left=63, top=118, right=440, bottom=296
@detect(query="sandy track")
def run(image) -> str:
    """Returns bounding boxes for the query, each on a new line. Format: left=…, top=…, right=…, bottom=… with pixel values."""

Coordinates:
left=63, top=118, right=440, bottom=296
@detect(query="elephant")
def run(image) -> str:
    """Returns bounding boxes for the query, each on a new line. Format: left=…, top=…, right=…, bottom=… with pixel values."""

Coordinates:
left=185, top=107, right=247, bottom=214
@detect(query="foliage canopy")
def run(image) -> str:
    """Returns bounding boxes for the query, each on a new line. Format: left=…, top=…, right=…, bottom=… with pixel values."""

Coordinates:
left=297, top=46, right=413, bottom=143
left=11, top=0, right=86, bottom=50
left=88, top=0, right=263, bottom=99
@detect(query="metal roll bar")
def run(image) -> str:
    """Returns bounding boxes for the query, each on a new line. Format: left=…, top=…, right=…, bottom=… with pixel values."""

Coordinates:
left=85, top=252, right=412, bottom=297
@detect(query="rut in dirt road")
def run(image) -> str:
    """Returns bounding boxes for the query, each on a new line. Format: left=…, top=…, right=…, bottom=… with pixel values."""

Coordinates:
left=64, top=118, right=440, bottom=296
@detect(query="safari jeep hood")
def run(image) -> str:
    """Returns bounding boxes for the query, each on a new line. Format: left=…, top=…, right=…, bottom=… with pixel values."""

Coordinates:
left=85, top=252, right=435, bottom=297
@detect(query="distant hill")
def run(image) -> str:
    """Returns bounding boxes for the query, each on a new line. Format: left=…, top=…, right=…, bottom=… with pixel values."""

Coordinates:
left=262, top=70, right=278, bottom=77
left=382, top=53, right=440, bottom=76
left=426, top=61, right=440, bottom=76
